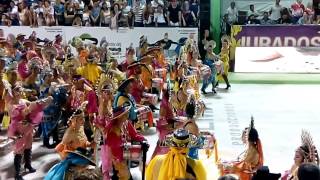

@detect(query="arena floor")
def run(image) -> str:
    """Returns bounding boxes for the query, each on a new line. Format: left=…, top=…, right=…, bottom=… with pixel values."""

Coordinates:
left=1, top=83, right=320, bottom=179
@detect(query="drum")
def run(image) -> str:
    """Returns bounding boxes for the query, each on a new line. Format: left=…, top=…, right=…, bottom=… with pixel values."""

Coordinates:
left=189, top=67, right=199, bottom=76
left=200, top=65, right=211, bottom=77
left=200, top=131, right=216, bottom=149
left=155, top=68, right=167, bottom=80
left=123, top=143, right=142, bottom=161
left=137, top=106, right=153, bottom=127
left=152, top=78, right=163, bottom=89
left=142, top=92, right=158, bottom=105
left=196, top=100, right=205, bottom=117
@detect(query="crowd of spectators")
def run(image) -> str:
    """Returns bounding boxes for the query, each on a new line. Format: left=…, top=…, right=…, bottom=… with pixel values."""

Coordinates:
left=0, top=0, right=199, bottom=28
left=222, top=0, right=320, bottom=35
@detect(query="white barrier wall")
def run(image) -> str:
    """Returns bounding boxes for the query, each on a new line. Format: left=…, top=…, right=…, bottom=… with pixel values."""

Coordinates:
left=1, top=26, right=198, bottom=60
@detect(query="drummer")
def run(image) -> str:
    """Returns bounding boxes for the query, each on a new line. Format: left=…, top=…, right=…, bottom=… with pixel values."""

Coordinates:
left=103, top=104, right=148, bottom=180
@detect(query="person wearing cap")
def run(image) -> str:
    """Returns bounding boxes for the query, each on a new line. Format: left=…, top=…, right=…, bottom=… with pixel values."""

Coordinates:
left=113, top=77, right=138, bottom=124
left=103, top=104, right=147, bottom=179
left=218, top=119, right=264, bottom=180
left=201, top=40, right=218, bottom=94
left=76, top=54, right=103, bottom=84
left=146, top=128, right=206, bottom=180
left=7, top=85, right=53, bottom=180
left=55, top=102, right=96, bottom=160
left=22, top=59, right=41, bottom=101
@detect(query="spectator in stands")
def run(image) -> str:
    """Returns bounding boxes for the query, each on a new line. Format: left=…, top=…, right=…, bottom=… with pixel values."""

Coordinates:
left=54, top=0, right=65, bottom=25
left=133, top=0, right=144, bottom=27
left=182, top=0, right=196, bottom=27
left=316, top=15, right=320, bottom=24
left=270, top=0, right=282, bottom=24
left=74, top=0, right=85, bottom=18
left=18, top=1, right=33, bottom=26
left=122, top=0, right=131, bottom=17
left=226, top=1, right=238, bottom=25
left=127, top=9, right=135, bottom=28
left=305, top=2, right=315, bottom=22
left=37, top=12, right=46, bottom=26
left=221, top=14, right=231, bottom=36
left=9, top=1, right=20, bottom=26
left=43, top=0, right=55, bottom=26
left=110, top=3, right=121, bottom=30
left=246, top=14, right=260, bottom=25
left=298, top=11, right=312, bottom=24
left=278, top=8, right=292, bottom=24
left=248, top=4, right=259, bottom=18
left=72, top=14, right=83, bottom=26
left=297, top=163, right=320, bottom=180
left=143, top=2, right=154, bottom=26
left=167, top=0, right=182, bottom=26
left=189, top=0, right=199, bottom=20
left=260, top=12, right=272, bottom=25
left=82, top=5, right=91, bottom=26
left=64, top=2, right=75, bottom=26
left=154, top=5, right=166, bottom=27
left=151, top=0, right=164, bottom=9
left=1, top=14, right=11, bottom=26
left=100, top=2, right=111, bottom=27
left=291, top=0, right=305, bottom=24
left=90, top=1, right=101, bottom=26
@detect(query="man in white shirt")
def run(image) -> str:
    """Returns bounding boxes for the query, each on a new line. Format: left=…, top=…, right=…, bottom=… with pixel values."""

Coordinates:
left=226, top=1, right=238, bottom=24
left=270, top=0, right=282, bottom=23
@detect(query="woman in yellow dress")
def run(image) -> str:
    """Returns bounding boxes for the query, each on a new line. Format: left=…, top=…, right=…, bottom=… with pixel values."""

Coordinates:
left=216, top=35, right=231, bottom=90
left=219, top=118, right=264, bottom=180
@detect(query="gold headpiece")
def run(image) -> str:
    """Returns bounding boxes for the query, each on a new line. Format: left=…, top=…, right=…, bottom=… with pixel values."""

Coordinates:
left=300, top=130, right=319, bottom=165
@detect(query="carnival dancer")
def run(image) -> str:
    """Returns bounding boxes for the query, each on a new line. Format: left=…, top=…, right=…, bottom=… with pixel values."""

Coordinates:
left=0, top=56, right=7, bottom=130
left=70, top=74, right=98, bottom=141
left=53, top=34, right=65, bottom=63
left=108, top=57, right=126, bottom=86
left=40, top=70, right=69, bottom=148
left=171, top=78, right=190, bottom=116
left=55, top=102, right=96, bottom=160
left=201, top=40, right=218, bottom=94
left=216, top=35, right=231, bottom=90
left=103, top=104, right=148, bottom=180
left=128, top=62, right=158, bottom=111
left=7, top=85, right=53, bottom=180
left=146, top=128, right=207, bottom=180
left=183, top=98, right=203, bottom=159
left=151, top=89, right=176, bottom=159
left=218, top=118, right=264, bottom=180
left=76, top=55, right=103, bottom=85
left=120, top=46, right=136, bottom=72
left=94, top=79, right=114, bottom=180
left=282, top=130, right=319, bottom=180
left=113, top=77, right=138, bottom=123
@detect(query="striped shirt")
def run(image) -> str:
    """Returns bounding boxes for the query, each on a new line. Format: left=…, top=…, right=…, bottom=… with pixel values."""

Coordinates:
left=134, top=5, right=144, bottom=23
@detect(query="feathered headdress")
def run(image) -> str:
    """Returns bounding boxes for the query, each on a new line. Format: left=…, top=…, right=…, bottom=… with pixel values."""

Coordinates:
left=300, top=130, right=319, bottom=165
left=68, top=101, right=88, bottom=125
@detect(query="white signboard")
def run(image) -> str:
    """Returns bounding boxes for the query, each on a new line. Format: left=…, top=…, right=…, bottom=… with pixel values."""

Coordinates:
left=235, top=47, right=320, bottom=73
left=1, top=26, right=198, bottom=60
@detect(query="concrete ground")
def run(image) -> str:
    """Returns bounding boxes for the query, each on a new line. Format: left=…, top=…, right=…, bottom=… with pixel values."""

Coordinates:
left=1, top=83, right=320, bottom=179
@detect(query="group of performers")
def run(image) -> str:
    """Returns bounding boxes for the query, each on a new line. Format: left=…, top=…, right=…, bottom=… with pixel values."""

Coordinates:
left=0, top=29, right=318, bottom=180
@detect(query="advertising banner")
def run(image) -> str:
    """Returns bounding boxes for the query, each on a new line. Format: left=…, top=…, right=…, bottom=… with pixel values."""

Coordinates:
left=0, top=26, right=198, bottom=61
